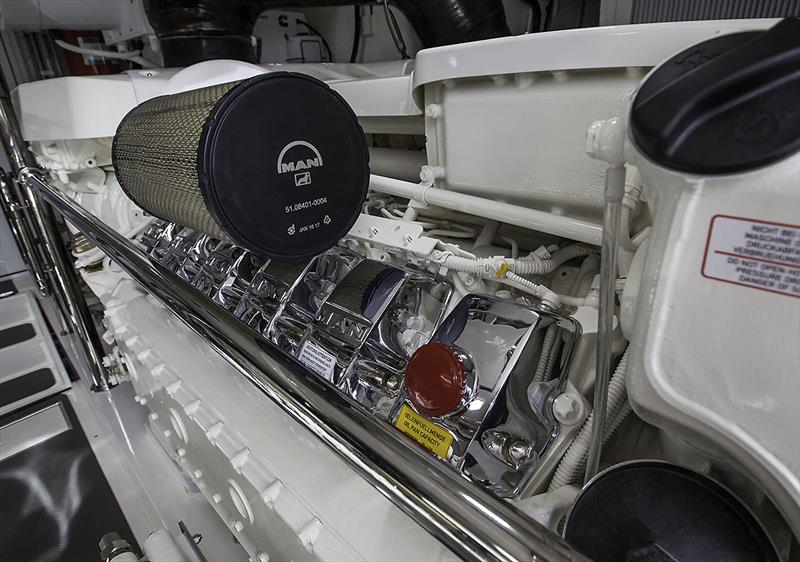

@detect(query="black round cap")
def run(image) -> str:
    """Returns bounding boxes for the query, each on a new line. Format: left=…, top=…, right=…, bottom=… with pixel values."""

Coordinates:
left=631, top=18, right=800, bottom=175
left=198, top=72, right=369, bottom=261
left=564, top=461, right=778, bottom=562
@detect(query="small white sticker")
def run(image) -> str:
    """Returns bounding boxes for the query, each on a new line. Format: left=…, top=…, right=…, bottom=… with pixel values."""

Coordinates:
left=298, top=340, right=337, bottom=379
left=702, top=215, right=800, bottom=298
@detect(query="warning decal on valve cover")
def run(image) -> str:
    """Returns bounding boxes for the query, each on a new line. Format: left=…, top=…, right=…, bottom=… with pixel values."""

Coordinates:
left=298, top=341, right=337, bottom=379
left=394, top=404, right=454, bottom=459
left=701, top=215, right=800, bottom=298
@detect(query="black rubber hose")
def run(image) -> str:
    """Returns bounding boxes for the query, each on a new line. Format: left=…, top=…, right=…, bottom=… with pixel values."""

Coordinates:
left=393, top=0, right=511, bottom=47
left=349, top=5, right=361, bottom=63
left=296, top=18, right=334, bottom=62
left=142, top=0, right=262, bottom=65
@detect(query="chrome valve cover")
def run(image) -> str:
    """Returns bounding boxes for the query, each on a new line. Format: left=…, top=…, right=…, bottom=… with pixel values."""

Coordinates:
left=234, top=258, right=311, bottom=334
left=213, top=251, right=266, bottom=312
left=191, top=242, right=245, bottom=296
left=390, top=294, right=581, bottom=497
left=136, top=224, right=578, bottom=497
left=176, top=233, right=217, bottom=282
left=158, top=226, right=201, bottom=273
left=338, top=267, right=452, bottom=419
left=268, top=247, right=363, bottom=354
left=297, top=261, right=451, bottom=396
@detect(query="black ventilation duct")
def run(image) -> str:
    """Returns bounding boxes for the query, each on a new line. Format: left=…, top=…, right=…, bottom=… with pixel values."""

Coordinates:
left=142, top=1, right=264, bottom=66
left=143, top=0, right=511, bottom=66
left=391, top=0, right=511, bottom=49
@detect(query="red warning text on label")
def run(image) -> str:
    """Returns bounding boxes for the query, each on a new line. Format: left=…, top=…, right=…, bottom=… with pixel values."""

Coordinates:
left=702, top=215, right=800, bottom=299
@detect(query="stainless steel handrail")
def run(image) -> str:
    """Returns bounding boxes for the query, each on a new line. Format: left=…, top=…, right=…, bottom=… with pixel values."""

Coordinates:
left=21, top=170, right=589, bottom=562
left=0, top=169, right=50, bottom=296
left=0, top=90, right=110, bottom=390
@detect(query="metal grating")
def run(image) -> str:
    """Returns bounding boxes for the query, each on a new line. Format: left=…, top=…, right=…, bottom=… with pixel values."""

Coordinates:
left=113, top=80, right=239, bottom=240
left=631, top=0, right=800, bottom=23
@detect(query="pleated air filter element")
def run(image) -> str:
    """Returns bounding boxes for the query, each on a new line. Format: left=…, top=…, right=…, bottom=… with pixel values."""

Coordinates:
left=113, top=72, right=370, bottom=261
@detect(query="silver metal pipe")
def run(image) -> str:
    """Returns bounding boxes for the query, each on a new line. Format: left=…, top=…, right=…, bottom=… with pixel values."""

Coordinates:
left=0, top=169, right=49, bottom=295
left=367, top=147, right=426, bottom=182
left=24, top=171, right=589, bottom=562
left=18, top=179, right=75, bottom=333
left=23, top=180, right=110, bottom=389
left=0, top=89, right=110, bottom=391
left=0, top=90, right=37, bottom=172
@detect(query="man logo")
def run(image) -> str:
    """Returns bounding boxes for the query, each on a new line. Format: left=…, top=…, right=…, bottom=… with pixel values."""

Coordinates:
left=277, top=140, right=324, bottom=175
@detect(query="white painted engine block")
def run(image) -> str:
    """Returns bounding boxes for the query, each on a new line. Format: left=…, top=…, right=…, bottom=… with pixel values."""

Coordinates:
left=13, top=18, right=799, bottom=561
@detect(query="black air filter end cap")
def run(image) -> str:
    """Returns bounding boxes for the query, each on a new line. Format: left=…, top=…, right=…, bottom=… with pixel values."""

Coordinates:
left=630, top=18, right=800, bottom=175
left=564, top=461, right=778, bottom=562
left=198, top=72, right=369, bottom=261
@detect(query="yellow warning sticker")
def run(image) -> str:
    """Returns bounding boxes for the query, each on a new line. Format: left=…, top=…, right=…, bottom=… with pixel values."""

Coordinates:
left=394, top=404, right=454, bottom=459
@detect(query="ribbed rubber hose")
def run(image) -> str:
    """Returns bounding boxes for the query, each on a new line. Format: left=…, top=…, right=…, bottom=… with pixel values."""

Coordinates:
left=548, top=347, right=631, bottom=491
left=548, top=245, right=595, bottom=270
left=532, top=324, right=558, bottom=384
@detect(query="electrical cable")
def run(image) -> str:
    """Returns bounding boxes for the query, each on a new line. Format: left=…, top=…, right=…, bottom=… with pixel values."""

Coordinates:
left=54, top=39, right=158, bottom=68
left=383, top=0, right=409, bottom=59
left=543, top=0, right=556, bottom=31
left=296, top=19, right=333, bottom=62
left=578, top=0, right=587, bottom=28
left=350, top=5, right=361, bottom=63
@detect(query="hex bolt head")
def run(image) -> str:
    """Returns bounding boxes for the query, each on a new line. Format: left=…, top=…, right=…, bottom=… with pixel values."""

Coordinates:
left=552, top=393, right=585, bottom=426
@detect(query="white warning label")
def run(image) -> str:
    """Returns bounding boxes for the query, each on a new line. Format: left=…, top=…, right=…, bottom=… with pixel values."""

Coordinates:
left=298, top=340, right=337, bottom=379
left=702, top=215, right=800, bottom=298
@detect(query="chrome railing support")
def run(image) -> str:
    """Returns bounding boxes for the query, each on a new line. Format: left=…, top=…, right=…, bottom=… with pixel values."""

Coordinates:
left=23, top=170, right=589, bottom=562
left=0, top=169, right=50, bottom=296
left=0, top=89, right=110, bottom=391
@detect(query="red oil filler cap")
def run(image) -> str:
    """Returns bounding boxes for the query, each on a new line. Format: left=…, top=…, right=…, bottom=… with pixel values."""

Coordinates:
left=404, top=343, right=467, bottom=418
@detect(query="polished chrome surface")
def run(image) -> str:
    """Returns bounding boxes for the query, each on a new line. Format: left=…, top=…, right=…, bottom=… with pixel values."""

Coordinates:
left=390, top=294, right=581, bottom=497
left=292, top=257, right=401, bottom=383
left=337, top=266, right=452, bottom=418
left=159, top=226, right=200, bottom=272
left=191, top=242, right=244, bottom=296
left=268, top=247, right=363, bottom=355
left=0, top=90, right=110, bottom=391
left=137, top=219, right=168, bottom=253
left=25, top=172, right=588, bottom=562
left=21, top=179, right=111, bottom=391
left=213, top=250, right=266, bottom=312
left=234, top=258, right=310, bottom=334
left=0, top=169, right=49, bottom=295
left=177, top=233, right=217, bottom=282
left=0, top=90, right=37, bottom=172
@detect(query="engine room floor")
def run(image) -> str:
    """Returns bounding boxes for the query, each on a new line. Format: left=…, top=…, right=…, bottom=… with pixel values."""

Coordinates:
left=0, top=394, right=138, bottom=561
left=0, top=272, right=247, bottom=561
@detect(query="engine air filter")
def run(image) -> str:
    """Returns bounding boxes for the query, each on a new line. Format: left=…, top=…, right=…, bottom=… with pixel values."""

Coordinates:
left=564, top=461, right=778, bottom=562
left=113, top=72, right=369, bottom=261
